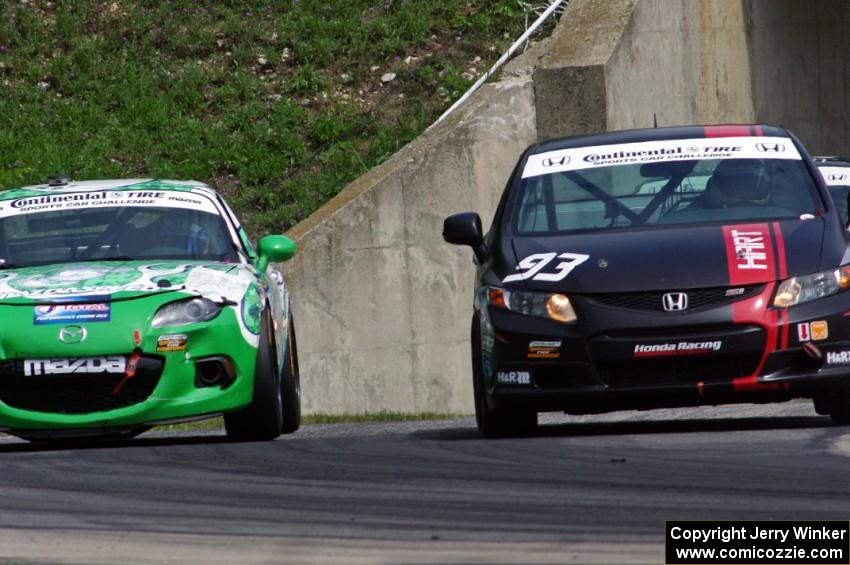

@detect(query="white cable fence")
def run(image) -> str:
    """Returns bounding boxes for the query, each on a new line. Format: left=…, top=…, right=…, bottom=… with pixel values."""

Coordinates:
left=429, top=0, right=569, bottom=129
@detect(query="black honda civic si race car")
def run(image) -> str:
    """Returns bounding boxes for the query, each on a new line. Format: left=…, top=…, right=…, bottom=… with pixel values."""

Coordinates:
left=444, top=125, right=850, bottom=437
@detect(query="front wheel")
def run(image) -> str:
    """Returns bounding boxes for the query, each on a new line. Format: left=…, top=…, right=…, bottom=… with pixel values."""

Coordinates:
left=280, top=313, right=301, bottom=434
left=471, top=316, right=537, bottom=438
left=828, top=391, right=850, bottom=425
left=225, top=312, right=283, bottom=441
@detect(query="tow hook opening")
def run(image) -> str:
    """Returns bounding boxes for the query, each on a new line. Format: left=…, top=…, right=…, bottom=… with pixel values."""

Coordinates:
left=194, top=356, right=236, bottom=388
left=802, top=342, right=823, bottom=363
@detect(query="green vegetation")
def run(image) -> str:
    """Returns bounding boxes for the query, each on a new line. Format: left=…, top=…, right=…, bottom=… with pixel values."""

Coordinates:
left=0, top=0, right=548, bottom=235
left=153, top=412, right=462, bottom=432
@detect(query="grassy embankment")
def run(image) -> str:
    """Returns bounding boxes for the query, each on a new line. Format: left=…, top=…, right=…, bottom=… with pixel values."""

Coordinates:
left=0, top=0, right=543, bottom=236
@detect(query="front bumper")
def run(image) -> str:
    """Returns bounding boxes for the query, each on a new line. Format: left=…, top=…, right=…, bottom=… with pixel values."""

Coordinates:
left=0, top=307, right=257, bottom=434
left=480, top=283, right=850, bottom=414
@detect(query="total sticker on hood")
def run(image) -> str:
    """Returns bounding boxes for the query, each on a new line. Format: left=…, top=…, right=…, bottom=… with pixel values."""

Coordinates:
left=33, top=296, right=111, bottom=325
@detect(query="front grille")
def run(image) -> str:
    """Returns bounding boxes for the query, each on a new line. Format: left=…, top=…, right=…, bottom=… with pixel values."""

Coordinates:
left=597, top=354, right=762, bottom=387
left=0, top=356, right=163, bottom=414
left=586, top=285, right=762, bottom=312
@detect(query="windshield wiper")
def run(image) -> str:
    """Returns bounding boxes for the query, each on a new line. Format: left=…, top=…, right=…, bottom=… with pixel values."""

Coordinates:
left=75, top=256, right=137, bottom=262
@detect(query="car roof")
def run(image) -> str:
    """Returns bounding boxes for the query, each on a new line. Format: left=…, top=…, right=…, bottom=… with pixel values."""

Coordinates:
left=814, top=156, right=850, bottom=167
left=531, top=124, right=790, bottom=155
left=0, top=178, right=220, bottom=200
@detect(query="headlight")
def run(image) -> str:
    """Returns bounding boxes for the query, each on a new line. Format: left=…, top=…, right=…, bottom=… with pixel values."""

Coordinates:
left=773, top=266, right=850, bottom=308
left=488, top=287, right=577, bottom=323
left=152, top=297, right=223, bottom=328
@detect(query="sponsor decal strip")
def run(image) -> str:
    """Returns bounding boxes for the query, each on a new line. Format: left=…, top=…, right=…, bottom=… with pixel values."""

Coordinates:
left=826, top=350, right=850, bottom=365
left=721, top=223, right=774, bottom=285
left=528, top=340, right=561, bottom=359
left=0, top=189, right=220, bottom=218
left=24, top=356, right=126, bottom=377
left=818, top=166, right=850, bottom=186
left=156, top=334, right=187, bottom=352
left=496, top=370, right=531, bottom=385
left=633, top=341, right=722, bottom=358
left=521, top=136, right=800, bottom=179
left=33, top=296, right=111, bottom=325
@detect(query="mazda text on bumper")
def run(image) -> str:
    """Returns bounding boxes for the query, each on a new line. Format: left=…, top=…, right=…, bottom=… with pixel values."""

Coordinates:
left=444, top=125, right=850, bottom=437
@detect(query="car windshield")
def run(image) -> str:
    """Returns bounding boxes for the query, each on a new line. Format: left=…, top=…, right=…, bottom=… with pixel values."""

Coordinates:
left=0, top=205, right=239, bottom=268
left=512, top=137, right=824, bottom=235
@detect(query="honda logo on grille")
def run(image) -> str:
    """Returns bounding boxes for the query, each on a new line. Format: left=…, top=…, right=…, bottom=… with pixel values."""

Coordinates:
left=662, top=292, right=688, bottom=312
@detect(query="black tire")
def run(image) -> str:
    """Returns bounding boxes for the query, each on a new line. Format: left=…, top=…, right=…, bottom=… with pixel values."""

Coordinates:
left=829, top=391, right=850, bottom=425
left=471, top=316, right=537, bottom=438
left=225, top=311, right=283, bottom=441
left=280, top=313, right=301, bottom=434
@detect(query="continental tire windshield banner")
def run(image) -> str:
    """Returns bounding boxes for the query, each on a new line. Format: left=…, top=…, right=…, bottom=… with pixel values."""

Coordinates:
left=0, top=189, right=220, bottom=218
left=522, top=137, right=802, bottom=179
left=820, top=167, right=850, bottom=186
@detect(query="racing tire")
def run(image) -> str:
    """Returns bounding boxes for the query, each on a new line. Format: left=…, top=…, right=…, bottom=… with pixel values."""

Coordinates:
left=224, top=311, right=283, bottom=441
left=280, top=313, right=301, bottom=434
left=471, top=316, right=538, bottom=438
left=828, top=392, right=850, bottom=425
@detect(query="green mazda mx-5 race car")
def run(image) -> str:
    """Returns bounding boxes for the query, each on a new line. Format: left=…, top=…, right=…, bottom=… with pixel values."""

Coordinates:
left=0, top=176, right=300, bottom=442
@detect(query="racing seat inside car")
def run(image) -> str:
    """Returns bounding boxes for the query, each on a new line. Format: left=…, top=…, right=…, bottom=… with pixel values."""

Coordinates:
left=687, top=160, right=769, bottom=209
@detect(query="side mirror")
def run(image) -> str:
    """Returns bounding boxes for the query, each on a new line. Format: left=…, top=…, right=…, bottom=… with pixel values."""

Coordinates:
left=256, top=235, right=297, bottom=272
left=443, top=212, right=489, bottom=263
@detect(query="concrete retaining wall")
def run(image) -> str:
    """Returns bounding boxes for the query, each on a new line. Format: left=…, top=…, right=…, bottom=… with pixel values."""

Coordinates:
left=536, top=0, right=849, bottom=152
left=746, top=0, right=850, bottom=156
left=284, top=59, right=538, bottom=414
left=285, top=0, right=850, bottom=414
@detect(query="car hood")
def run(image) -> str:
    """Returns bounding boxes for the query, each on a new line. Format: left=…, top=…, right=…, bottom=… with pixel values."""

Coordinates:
left=508, top=219, right=829, bottom=293
left=0, top=260, right=256, bottom=304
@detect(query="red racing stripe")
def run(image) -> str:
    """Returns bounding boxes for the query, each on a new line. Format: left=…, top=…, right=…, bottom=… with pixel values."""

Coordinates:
left=704, top=125, right=755, bottom=138
left=722, top=223, right=781, bottom=391
left=772, top=222, right=790, bottom=350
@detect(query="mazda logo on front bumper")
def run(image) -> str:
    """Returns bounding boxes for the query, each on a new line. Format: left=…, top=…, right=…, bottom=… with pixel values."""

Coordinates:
left=58, top=325, right=87, bottom=344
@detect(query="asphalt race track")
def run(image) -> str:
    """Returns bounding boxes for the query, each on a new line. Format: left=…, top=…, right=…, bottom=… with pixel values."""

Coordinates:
left=0, top=399, right=849, bottom=564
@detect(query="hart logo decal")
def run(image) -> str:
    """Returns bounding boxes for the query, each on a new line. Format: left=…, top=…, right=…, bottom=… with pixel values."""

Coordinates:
left=722, top=224, right=775, bottom=286
left=730, top=229, right=767, bottom=270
